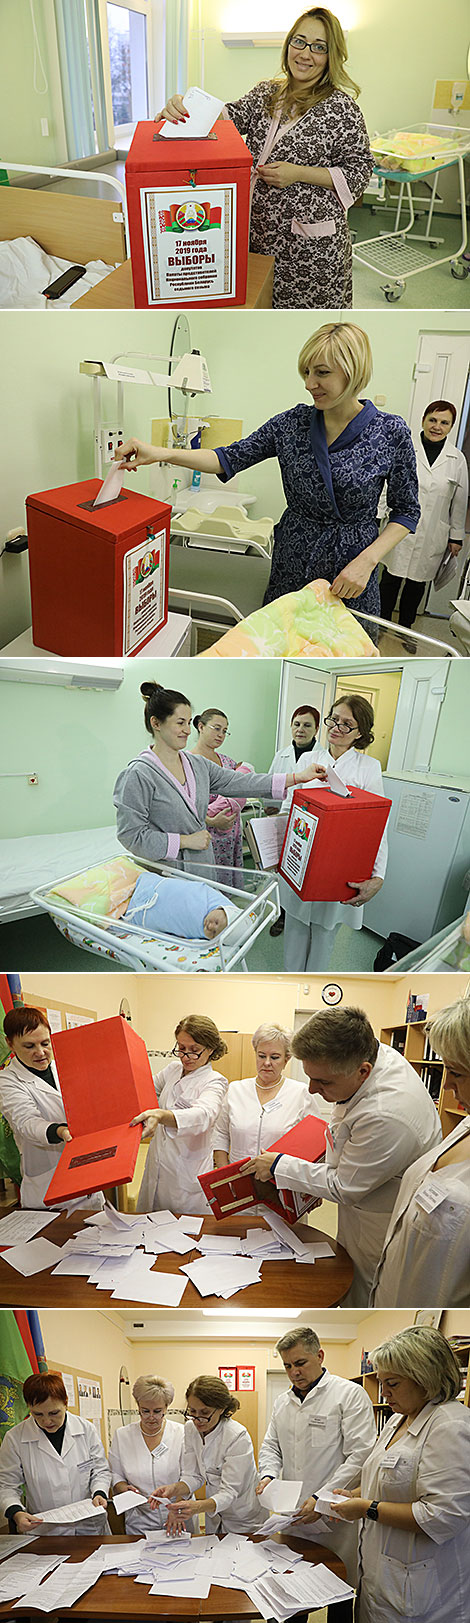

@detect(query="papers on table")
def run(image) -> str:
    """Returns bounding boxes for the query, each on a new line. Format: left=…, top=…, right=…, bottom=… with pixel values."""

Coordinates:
left=0, top=1553, right=68, bottom=1602
left=0, top=1209, right=59, bottom=1246
left=2, top=1237, right=64, bottom=1275
left=259, top=1481, right=303, bottom=1515
left=0, top=1534, right=37, bottom=1560
left=159, top=86, right=225, bottom=140
left=38, top=1497, right=102, bottom=1525
left=14, top=1548, right=105, bottom=1613
left=181, top=1253, right=262, bottom=1300
left=244, top=1560, right=354, bottom=1620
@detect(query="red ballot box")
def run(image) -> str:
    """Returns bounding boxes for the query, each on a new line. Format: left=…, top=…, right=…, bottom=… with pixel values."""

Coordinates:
left=199, top=1114, right=327, bottom=1226
left=125, top=119, right=252, bottom=309
left=279, top=785, right=392, bottom=902
left=44, top=1015, right=157, bottom=1205
left=26, top=479, right=171, bottom=656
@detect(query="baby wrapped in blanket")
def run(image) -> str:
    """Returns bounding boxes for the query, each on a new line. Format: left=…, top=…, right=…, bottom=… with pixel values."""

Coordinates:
left=123, top=871, right=240, bottom=940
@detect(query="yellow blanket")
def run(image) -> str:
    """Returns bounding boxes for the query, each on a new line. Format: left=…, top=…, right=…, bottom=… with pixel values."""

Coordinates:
left=200, top=580, right=378, bottom=659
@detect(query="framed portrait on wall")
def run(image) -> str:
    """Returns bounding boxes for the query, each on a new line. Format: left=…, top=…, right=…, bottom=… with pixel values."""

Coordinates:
left=413, top=1310, right=443, bottom=1328
left=218, top=1366, right=237, bottom=1389
left=237, top=1365, right=255, bottom=1391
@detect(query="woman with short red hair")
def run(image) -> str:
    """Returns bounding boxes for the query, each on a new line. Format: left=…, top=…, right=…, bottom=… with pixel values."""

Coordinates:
left=0, top=1371, right=111, bottom=1535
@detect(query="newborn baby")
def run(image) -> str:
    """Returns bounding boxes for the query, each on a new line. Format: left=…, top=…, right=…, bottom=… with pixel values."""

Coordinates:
left=123, top=871, right=240, bottom=940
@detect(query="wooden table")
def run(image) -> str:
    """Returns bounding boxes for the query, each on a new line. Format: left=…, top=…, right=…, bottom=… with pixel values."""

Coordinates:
left=73, top=254, right=274, bottom=308
left=1, top=1533, right=347, bottom=1620
left=0, top=1212, right=352, bottom=1309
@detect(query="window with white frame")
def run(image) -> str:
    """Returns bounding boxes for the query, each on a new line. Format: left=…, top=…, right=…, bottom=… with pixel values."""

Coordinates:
left=98, top=0, right=165, bottom=143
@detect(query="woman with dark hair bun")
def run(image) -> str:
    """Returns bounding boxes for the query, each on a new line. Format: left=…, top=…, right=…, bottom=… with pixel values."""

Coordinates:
left=191, top=707, right=254, bottom=885
left=113, top=681, right=328, bottom=878
left=0, top=1371, right=110, bottom=1536
left=380, top=399, right=468, bottom=630
left=282, top=693, right=389, bottom=972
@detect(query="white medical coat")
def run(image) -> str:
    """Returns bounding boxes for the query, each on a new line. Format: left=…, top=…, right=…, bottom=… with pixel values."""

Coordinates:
left=386, top=439, right=468, bottom=582
left=371, top=1117, right=470, bottom=1308
left=280, top=746, right=388, bottom=932
left=274, top=1042, right=441, bottom=1302
left=136, top=1059, right=228, bottom=1215
left=109, top=1418, right=184, bottom=1533
left=0, top=1055, right=102, bottom=1212
left=269, top=743, right=319, bottom=814
left=212, top=1074, right=316, bottom=1160
left=0, top=1412, right=111, bottom=1536
left=259, top=1370, right=376, bottom=1583
left=181, top=1417, right=265, bottom=1535
left=356, top=1400, right=470, bottom=1623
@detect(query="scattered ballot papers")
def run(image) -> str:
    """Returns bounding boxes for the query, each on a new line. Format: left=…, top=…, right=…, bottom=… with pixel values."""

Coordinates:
left=314, top=1483, right=351, bottom=1519
left=258, top=1481, right=303, bottom=1516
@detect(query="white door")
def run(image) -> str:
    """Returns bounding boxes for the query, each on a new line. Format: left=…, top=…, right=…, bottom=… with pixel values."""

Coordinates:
left=265, top=1369, right=290, bottom=1428
left=275, top=662, right=333, bottom=752
left=408, top=331, right=470, bottom=618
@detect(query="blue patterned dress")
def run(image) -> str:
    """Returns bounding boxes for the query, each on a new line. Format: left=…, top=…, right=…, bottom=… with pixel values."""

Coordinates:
left=216, top=399, right=420, bottom=620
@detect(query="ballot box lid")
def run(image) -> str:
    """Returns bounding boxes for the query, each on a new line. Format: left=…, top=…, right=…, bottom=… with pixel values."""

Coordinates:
left=269, top=1113, right=327, bottom=1161
left=126, top=117, right=252, bottom=174
left=26, top=479, right=171, bottom=545
left=51, top=1014, right=157, bottom=1135
left=293, top=784, right=392, bottom=814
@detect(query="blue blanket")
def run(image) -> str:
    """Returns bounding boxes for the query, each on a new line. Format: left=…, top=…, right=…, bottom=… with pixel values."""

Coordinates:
left=125, top=872, right=239, bottom=939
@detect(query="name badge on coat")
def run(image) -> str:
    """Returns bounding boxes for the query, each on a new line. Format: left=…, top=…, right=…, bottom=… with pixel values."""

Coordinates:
left=415, top=1178, right=447, bottom=1214
left=308, top=1416, right=328, bottom=1429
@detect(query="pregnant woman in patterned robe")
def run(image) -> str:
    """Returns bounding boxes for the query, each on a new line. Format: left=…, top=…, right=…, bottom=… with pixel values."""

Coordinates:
left=116, top=323, right=420, bottom=626
left=157, top=8, right=373, bottom=309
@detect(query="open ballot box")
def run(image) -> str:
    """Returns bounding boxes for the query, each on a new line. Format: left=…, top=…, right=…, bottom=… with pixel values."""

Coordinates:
left=125, top=120, right=252, bottom=308
left=44, top=1016, right=158, bottom=1205
left=26, top=480, right=171, bottom=657
left=199, top=1115, right=328, bottom=1225
left=279, top=785, right=392, bottom=901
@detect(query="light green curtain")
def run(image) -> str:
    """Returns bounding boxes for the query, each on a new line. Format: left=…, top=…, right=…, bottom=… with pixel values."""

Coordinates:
left=53, top=0, right=109, bottom=159
left=166, top=0, right=189, bottom=99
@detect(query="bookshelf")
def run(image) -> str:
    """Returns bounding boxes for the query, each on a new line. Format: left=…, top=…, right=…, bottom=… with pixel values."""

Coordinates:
left=380, top=1019, right=454, bottom=1129
left=446, top=1338, right=470, bottom=1405
left=351, top=1370, right=391, bottom=1435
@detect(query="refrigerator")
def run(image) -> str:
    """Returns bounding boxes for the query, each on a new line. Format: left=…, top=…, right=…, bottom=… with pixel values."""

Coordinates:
left=364, top=775, right=470, bottom=942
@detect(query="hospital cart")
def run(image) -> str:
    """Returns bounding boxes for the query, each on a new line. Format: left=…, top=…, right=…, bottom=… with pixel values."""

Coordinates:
left=353, top=124, right=470, bottom=301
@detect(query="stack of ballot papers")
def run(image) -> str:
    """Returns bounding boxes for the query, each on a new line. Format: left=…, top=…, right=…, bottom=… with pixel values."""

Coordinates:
left=13, top=1549, right=106, bottom=1613
left=0, top=1200, right=333, bottom=1302
left=314, top=1484, right=351, bottom=1519
left=259, top=1482, right=303, bottom=1516
left=0, top=1552, right=69, bottom=1604
left=68, top=1531, right=353, bottom=1616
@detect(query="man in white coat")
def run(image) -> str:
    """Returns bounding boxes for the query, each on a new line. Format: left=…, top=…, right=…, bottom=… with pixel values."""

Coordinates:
left=267, top=706, right=320, bottom=938
left=257, top=1327, right=376, bottom=1618
left=244, top=1006, right=441, bottom=1305
left=0, top=1007, right=103, bottom=1211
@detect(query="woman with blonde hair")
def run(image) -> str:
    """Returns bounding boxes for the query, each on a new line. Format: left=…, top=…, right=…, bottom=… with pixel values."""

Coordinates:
left=330, top=1326, right=470, bottom=1622
left=132, top=1014, right=229, bottom=1214
left=150, top=1375, right=265, bottom=1536
left=371, top=996, right=470, bottom=1307
left=213, top=1023, right=316, bottom=1166
left=157, top=8, right=373, bottom=308
left=109, top=1376, right=186, bottom=1535
left=118, top=322, right=419, bottom=619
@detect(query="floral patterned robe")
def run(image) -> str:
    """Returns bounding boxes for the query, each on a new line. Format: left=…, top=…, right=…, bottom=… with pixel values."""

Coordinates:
left=225, top=81, right=373, bottom=308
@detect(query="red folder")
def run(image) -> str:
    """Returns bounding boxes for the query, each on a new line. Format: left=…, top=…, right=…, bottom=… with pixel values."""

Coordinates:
left=44, top=1016, right=157, bottom=1205
left=199, top=1113, right=327, bottom=1226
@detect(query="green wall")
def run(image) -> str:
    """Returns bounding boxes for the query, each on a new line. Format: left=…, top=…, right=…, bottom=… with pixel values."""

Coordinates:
left=0, top=0, right=66, bottom=166
left=0, top=656, right=281, bottom=837
left=189, top=0, right=469, bottom=142
left=429, top=663, right=470, bottom=780
left=2, top=307, right=469, bottom=644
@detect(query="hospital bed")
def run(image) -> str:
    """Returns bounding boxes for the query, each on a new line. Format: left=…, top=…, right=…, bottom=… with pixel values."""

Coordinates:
left=389, top=912, right=470, bottom=973
left=0, top=827, right=121, bottom=924
left=30, top=856, right=280, bottom=973
left=0, top=161, right=127, bottom=307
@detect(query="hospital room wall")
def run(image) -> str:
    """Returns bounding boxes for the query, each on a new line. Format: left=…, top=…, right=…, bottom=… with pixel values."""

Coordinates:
left=0, top=660, right=281, bottom=837
left=189, top=0, right=469, bottom=135
left=2, top=307, right=468, bottom=645
left=37, top=1307, right=136, bottom=1428
left=20, top=971, right=468, bottom=1049
left=0, top=0, right=66, bottom=167
left=430, top=662, right=470, bottom=779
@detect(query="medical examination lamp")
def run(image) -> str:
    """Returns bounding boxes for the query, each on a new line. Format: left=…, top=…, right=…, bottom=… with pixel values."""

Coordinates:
left=80, top=314, right=212, bottom=477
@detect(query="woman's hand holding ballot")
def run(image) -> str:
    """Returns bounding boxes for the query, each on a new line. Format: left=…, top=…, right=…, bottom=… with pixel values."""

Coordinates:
left=285, top=763, right=328, bottom=788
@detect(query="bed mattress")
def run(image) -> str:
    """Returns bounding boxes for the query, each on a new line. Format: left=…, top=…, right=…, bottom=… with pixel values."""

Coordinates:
left=0, top=827, right=120, bottom=920
left=0, top=236, right=114, bottom=308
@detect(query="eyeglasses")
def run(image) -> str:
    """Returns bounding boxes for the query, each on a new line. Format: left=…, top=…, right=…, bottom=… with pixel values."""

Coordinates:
left=206, top=724, right=231, bottom=737
left=184, top=1408, right=218, bottom=1423
left=290, top=34, right=329, bottom=55
left=172, top=1043, right=206, bottom=1061
left=325, top=716, right=357, bottom=734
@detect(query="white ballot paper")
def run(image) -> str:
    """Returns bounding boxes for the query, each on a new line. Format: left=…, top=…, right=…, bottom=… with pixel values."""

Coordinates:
left=2, top=1237, right=64, bottom=1275
left=259, top=1481, right=303, bottom=1515
left=15, top=1548, right=105, bottom=1613
left=0, top=1554, right=68, bottom=1602
left=92, top=462, right=125, bottom=508
left=159, top=86, right=225, bottom=140
left=326, top=763, right=350, bottom=797
left=0, top=1210, right=59, bottom=1246
left=38, top=1498, right=103, bottom=1525
left=314, top=1483, right=350, bottom=1519
left=112, top=1489, right=149, bottom=1514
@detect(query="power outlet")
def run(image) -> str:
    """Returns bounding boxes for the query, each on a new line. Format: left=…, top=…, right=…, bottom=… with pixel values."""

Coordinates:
left=100, top=425, right=124, bottom=465
left=28, top=774, right=39, bottom=787
left=41, top=117, right=49, bottom=137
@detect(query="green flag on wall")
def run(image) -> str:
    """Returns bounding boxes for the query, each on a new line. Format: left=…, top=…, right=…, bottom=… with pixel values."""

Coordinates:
left=0, top=1313, right=33, bottom=1441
